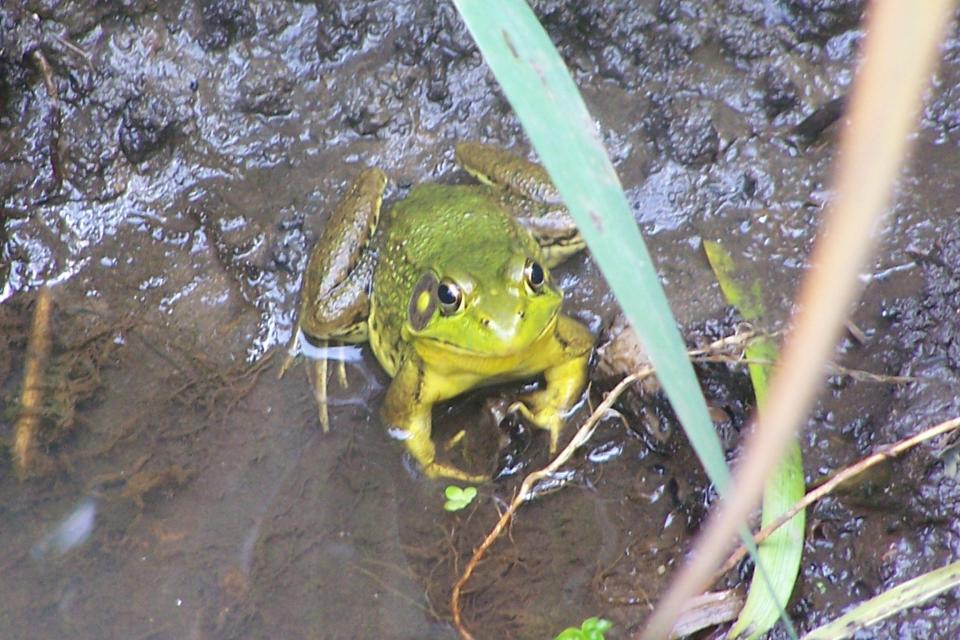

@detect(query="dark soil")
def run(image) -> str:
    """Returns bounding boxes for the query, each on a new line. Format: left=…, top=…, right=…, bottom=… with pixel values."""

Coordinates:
left=3, top=1, right=960, bottom=639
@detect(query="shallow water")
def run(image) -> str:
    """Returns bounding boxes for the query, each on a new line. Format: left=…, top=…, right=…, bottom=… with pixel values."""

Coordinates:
left=3, top=1, right=960, bottom=638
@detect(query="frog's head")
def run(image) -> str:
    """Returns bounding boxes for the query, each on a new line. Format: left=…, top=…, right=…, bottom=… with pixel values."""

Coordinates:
left=403, top=252, right=563, bottom=359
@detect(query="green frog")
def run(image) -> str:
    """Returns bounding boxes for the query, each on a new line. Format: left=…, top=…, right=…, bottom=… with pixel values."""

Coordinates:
left=288, top=143, right=593, bottom=481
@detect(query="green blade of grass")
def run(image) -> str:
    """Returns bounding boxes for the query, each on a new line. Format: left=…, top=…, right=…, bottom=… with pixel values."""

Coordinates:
left=802, top=560, right=960, bottom=640
left=452, top=0, right=728, bottom=494
left=727, top=439, right=804, bottom=640
left=705, top=240, right=805, bottom=640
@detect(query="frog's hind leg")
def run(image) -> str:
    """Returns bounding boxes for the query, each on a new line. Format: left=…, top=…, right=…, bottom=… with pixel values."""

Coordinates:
left=291, top=167, right=385, bottom=432
left=454, top=143, right=584, bottom=267
left=455, top=142, right=561, bottom=205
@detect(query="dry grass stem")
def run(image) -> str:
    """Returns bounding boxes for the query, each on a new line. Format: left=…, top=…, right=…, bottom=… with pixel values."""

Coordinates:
left=13, top=286, right=54, bottom=479
left=31, top=50, right=65, bottom=189
left=449, top=325, right=907, bottom=639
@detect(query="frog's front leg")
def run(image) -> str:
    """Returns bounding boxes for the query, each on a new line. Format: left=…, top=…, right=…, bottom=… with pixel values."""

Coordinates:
left=509, top=316, right=593, bottom=453
left=382, top=357, right=487, bottom=482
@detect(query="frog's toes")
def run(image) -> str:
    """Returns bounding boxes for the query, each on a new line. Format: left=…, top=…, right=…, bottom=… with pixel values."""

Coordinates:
left=422, top=460, right=488, bottom=483
left=507, top=400, right=564, bottom=454
left=304, top=355, right=331, bottom=432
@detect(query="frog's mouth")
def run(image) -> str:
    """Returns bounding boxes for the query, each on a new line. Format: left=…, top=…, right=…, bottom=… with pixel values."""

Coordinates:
left=417, top=307, right=560, bottom=359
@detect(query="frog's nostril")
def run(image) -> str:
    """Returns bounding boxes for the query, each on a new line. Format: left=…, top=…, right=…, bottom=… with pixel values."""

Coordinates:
left=517, top=311, right=525, bottom=319
left=480, top=317, right=491, bottom=327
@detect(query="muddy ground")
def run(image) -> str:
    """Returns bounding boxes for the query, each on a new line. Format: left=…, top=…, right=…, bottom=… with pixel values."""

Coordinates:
left=3, top=1, right=960, bottom=639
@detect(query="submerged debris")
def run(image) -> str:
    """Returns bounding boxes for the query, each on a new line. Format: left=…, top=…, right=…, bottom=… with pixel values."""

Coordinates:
left=13, top=286, right=54, bottom=479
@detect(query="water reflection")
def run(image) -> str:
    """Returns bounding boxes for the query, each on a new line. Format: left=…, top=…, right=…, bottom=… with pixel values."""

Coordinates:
left=31, top=498, right=97, bottom=560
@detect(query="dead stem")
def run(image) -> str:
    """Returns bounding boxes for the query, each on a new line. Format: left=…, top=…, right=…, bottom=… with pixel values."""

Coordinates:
left=693, top=353, right=918, bottom=385
left=450, top=368, right=653, bottom=640
left=714, top=415, right=960, bottom=580
left=14, top=286, right=54, bottom=479
left=448, top=329, right=769, bottom=639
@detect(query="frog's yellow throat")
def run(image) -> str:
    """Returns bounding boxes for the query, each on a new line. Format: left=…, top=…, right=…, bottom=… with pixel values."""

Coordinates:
left=410, top=309, right=561, bottom=378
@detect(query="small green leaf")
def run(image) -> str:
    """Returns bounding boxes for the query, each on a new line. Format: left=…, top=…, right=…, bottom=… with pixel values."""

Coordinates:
left=582, top=616, right=613, bottom=639
left=554, top=617, right=612, bottom=640
left=443, top=485, right=478, bottom=511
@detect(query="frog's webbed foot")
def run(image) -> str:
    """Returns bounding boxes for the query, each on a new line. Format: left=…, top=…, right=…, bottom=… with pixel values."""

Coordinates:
left=279, top=327, right=349, bottom=432
left=305, top=348, right=330, bottom=432
left=278, top=327, right=302, bottom=380
left=422, top=460, right=488, bottom=483
left=300, top=339, right=353, bottom=433
left=394, top=413, right=487, bottom=482
left=390, top=411, right=489, bottom=482
left=507, top=398, right=565, bottom=454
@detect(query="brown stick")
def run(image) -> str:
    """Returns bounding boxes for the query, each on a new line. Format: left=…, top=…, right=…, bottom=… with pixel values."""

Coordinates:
left=13, top=286, right=54, bottom=479
left=714, top=416, right=960, bottom=580
left=450, top=368, right=654, bottom=640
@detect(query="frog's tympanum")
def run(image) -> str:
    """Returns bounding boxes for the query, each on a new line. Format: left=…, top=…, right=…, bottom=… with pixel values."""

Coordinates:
left=289, top=143, right=593, bottom=481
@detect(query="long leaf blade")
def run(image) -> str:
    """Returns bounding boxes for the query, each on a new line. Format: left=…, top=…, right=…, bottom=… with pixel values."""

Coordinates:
left=452, top=0, right=729, bottom=495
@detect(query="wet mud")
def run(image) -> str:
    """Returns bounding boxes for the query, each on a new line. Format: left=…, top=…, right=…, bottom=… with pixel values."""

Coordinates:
left=3, top=1, right=960, bottom=638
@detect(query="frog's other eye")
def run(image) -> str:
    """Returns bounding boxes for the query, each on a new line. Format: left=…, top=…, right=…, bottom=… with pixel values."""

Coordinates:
left=524, top=259, right=546, bottom=293
left=437, top=279, right=463, bottom=314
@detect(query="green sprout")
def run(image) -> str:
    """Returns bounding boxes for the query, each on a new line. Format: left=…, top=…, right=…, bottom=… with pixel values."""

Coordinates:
left=443, top=485, right=477, bottom=512
left=554, top=617, right=612, bottom=640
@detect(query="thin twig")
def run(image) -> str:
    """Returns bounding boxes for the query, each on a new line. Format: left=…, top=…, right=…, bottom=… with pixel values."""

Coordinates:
left=14, top=286, right=54, bottom=479
left=54, top=34, right=93, bottom=65
left=450, top=367, right=654, bottom=640
left=714, top=415, right=960, bottom=580
left=694, top=353, right=918, bottom=385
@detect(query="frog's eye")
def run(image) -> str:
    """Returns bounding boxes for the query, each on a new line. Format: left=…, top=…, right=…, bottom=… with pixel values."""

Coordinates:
left=524, top=259, right=546, bottom=293
left=437, top=279, right=463, bottom=314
